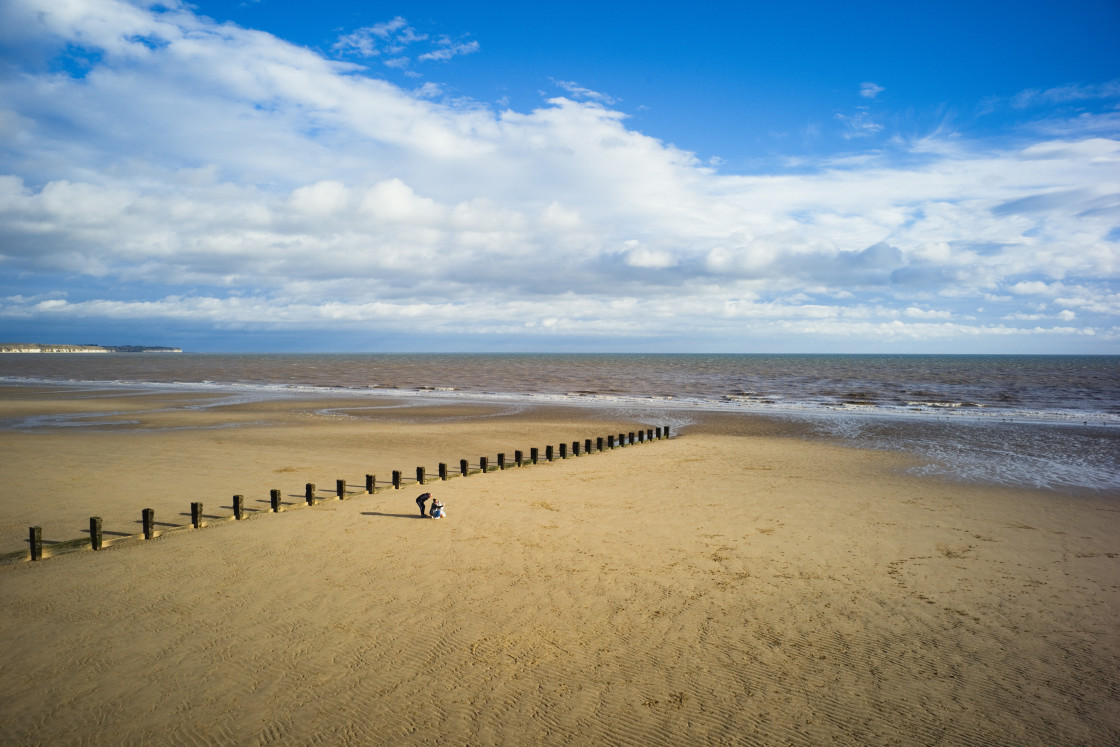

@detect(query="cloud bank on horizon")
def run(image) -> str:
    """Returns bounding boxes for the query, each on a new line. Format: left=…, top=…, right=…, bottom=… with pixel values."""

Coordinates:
left=0, top=0, right=1118, bottom=352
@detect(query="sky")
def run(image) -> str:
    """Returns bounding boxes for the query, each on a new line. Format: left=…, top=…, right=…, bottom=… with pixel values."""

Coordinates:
left=0, top=0, right=1118, bottom=353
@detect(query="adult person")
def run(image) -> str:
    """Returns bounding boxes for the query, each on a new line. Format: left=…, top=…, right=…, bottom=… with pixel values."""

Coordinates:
left=415, top=492, right=431, bottom=517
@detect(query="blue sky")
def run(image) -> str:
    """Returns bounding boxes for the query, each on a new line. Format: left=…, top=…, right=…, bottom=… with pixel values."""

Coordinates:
left=1, top=0, right=1118, bottom=353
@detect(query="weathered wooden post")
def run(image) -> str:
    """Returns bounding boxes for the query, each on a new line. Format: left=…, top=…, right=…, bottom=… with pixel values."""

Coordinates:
left=515, top=450, right=524, bottom=467
left=498, top=453, right=506, bottom=470
left=619, top=433, right=626, bottom=447
left=480, top=456, right=488, bottom=473
left=585, top=438, right=593, bottom=454
left=90, top=517, right=103, bottom=550
left=597, top=436, right=604, bottom=452
left=460, top=459, right=469, bottom=477
left=392, top=471, right=402, bottom=489
left=559, top=443, right=567, bottom=459
left=546, top=445, right=554, bottom=462
left=271, top=489, right=282, bottom=512
left=628, top=431, right=635, bottom=445
left=416, top=466, right=425, bottom=485
left=647, top=428, right=654, bottom=442
left=233, top=495, right=244, bottom=520
left=143, top=508, right=155, bottom=538
left=638, top=430, right=645, bottom=443
left=439, top=463, right=448, bottom=481
left=656, top=427, right=662, bottom=440
left=664, top=425, right=671, bottom=438
left=366, top=474, right=375, bottom=493
left=531, top=447, right=539, bottom=465
left=305, top=483, right=316, bottom=505
left=607, top=434, right=614, bottom=449
left=337, top=479, right=347, bottom=499
left=573, top=441, right=581, bottom=456
left=29, top=526, right=42, bottom=561
left=191, top=502, right=203, bottom=529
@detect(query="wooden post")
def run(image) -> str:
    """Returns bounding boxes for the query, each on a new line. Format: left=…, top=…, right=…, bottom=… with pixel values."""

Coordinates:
left=337, top=479, right=347, bottom=499
left=460, top=459, right=469, bottom=477
left=480, top=456, right=488, bottom=473
left=638, top=430, right=645, bottom=443
left=191, top=503, right=203, bottom=529
left=416, top=466, right=425, bottom=486
left=531, top=447, right=539, bottom=465
left=559, top=443, right=567, bottom=459
left=270, top=489, right=281, bottom=512
left=90, top=516, right=103, bottom=550
left=498, top=453, right=506, bottom=470
left=628, top=431, right=635, bottom=446
left=305, top=483, right=316, bottom=505
left=143, top=508, right=154, bottom=538
left=656, top=426, right=662, bottom=439
left=585, top=438, right=592, bottom=454
left=573, top=441, right=581, bottom=456
left=366, top=475, right=375, bottom=493
left=392, top=471, right=402, bottom=489
left=619, top=432, right=626, bottom=447
left=607, top=434, right=614, bottom=449
left=233, top=495, right=244, bottom=520
left=647, top=428, right=654, bottom=442
left=665, top=425, right=671, bottom=438
left=439, top=463, right=448, bottom=481
left=546, top=445, right=554, bottom=462
left=29, top=526, right=42, bottom=561
left=597, top=436, right=604, bottom=452
left=515, top=450, right=524, bottom=467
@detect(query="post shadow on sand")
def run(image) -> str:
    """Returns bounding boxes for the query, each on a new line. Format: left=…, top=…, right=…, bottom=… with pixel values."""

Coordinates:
left=178, top=511, right=224, bottom=521
left=75, top=525, right=131, bottom=538
left=131, top=519, right=179, bottom=529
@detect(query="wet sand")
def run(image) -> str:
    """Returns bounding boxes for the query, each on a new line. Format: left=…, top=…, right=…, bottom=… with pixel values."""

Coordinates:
left=1, top=386, right=1118, bottom=745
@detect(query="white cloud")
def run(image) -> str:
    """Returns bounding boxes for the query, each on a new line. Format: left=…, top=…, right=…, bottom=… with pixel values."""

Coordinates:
left=0, top=0, right=1117, bottom=351
left=904, top=307, right=952, bottom=320
left=551, top=79, right=618, bottom=105
left=418, top=37, right=479, bottom=63
left=332, top=18, right=476, bottom=69
left=859, top=81, right=884, bottom=99
left=834, top=110, right=883, bottom=138
left=1011, top=79, right=1120, bottom=109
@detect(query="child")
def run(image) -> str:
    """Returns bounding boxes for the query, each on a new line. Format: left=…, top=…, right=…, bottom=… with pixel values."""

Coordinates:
left=430, top=499, right=446, bottom=519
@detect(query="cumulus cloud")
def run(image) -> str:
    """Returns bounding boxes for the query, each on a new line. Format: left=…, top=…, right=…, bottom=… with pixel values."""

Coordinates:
left=0, top=0, right=1117, bottom=350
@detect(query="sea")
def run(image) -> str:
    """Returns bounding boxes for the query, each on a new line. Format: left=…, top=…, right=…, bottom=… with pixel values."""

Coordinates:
left=1, top=353, right=1118, bottom=494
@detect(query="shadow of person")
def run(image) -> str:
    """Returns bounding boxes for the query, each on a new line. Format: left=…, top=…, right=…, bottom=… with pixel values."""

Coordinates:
left=361, top=511, right=429, bottom=519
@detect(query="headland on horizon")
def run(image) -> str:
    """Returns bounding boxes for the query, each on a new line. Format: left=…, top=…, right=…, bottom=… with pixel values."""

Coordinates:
left=0, top=343, right=182, bottom=353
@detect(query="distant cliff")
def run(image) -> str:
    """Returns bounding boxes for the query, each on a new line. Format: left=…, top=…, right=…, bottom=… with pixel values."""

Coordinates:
left=0, top=343, right=182, bottom=353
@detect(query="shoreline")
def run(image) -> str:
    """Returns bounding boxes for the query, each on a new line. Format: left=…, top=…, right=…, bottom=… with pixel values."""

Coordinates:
left=3, top=380, right=1118, bottom=498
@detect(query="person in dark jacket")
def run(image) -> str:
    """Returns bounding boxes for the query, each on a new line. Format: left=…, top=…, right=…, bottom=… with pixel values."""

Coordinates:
left=416, top=492, right=431, bottom=517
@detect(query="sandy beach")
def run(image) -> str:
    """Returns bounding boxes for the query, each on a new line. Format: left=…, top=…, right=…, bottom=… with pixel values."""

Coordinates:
left=1, top=386, right=1118, bottom=745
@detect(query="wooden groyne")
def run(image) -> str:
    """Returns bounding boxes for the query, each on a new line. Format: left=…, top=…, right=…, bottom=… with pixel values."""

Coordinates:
left=6, top=426, right=672, bottom=565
